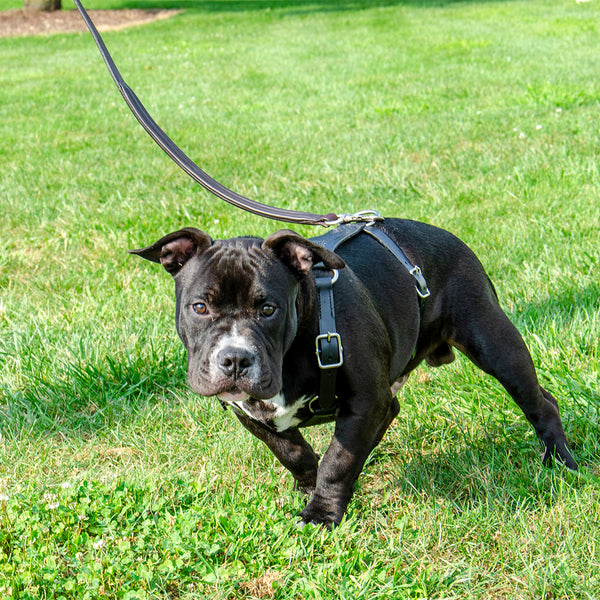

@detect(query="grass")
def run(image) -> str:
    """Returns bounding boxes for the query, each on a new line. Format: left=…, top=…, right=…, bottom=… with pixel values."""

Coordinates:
left=1, top=0, right=599, bottom=597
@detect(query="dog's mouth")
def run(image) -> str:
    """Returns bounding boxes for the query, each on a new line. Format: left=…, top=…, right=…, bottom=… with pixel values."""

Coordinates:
left=187, top=365, right=280, bottom=402
left=217, top=390, right=250, bottom=403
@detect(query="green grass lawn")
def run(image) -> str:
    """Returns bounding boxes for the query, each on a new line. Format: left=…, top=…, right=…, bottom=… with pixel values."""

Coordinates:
left=1, top=0, right=599, bottom=597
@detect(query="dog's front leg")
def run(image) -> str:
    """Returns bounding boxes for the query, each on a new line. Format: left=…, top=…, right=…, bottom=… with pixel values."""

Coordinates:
left=300, top=396, right=398, bottom=528
left=233, top=411, right=319, bottom=495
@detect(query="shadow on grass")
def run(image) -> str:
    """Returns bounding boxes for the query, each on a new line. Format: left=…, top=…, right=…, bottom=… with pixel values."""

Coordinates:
left=115, top=0, right=517, bottom=15
left=0, top=351, right=189, bottom=438
left=366, top=433, right=597, bottom=515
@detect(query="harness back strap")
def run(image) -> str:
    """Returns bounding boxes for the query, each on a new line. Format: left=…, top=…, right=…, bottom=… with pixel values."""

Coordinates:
left=362, top=227, right=431, bottom=299
left=312, top=223, right=430, bottom=301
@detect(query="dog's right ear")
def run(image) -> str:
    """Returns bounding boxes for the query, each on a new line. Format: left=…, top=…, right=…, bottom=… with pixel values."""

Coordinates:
left=129, top=228, right=212, bottom=276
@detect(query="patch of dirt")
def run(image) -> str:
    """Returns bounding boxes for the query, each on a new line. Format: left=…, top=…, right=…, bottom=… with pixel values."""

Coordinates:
left=239, top=571, right=284, bottom=598
left=0, top=8, right=182, bottom=38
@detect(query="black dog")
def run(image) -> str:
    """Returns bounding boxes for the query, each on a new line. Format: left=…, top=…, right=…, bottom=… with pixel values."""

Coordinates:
left=131, top=218, right=577, bottom=527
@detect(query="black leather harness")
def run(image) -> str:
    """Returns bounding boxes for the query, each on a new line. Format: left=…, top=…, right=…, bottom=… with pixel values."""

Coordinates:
left=299, top=223, right=430, bottom=427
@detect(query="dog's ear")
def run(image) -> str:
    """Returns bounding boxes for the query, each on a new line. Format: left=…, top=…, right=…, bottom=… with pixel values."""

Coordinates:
left=262, top=230, right=345, bottom=276
left=129, top=228, right=213, bottom=276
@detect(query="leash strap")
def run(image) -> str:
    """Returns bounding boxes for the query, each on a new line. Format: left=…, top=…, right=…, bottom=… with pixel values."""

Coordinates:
left=72, top=0, right=339, bottom=226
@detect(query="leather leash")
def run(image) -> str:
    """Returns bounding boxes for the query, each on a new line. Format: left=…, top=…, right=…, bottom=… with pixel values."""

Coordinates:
left=71, top=0, right=385, bottom=228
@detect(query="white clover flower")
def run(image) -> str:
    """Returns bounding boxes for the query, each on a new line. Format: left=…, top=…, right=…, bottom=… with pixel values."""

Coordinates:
left=93, top=539, right=105, bottom=550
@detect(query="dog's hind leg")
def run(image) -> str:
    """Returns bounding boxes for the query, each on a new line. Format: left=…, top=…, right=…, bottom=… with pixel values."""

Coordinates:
left=448, top=302, right=577, bottom=470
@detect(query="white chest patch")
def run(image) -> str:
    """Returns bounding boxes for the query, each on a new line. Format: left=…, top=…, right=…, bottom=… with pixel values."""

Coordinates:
left=223, top=393, right=313, bottom=432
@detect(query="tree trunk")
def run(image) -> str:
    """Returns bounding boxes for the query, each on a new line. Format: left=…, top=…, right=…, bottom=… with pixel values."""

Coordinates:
left=23, top=0, right=62, bottom=11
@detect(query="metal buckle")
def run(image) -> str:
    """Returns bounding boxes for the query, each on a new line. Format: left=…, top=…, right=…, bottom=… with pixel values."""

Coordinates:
left=415, top=286, right=431, bottom=299
left=324, top=209, right=384, bottom=227
left=315, top=332, right=344, bottom=369
left=314, top=267, right=339, bottom=286
left=410, top=265, right=431, bottom=298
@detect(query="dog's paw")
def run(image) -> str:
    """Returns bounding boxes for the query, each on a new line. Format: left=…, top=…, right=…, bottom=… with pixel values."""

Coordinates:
left=542, top=440, right=578, bottom=471
left=299, top=499, right=343, bottom=529
left=297, top=512, right=337, bottom=530
left=296, top=518, right=319, bottom=530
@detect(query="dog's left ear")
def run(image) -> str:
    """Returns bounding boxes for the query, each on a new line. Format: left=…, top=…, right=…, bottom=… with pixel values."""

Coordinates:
left=129, top=228, right=213, bottom=275
left=263, top=230, right=345, bottom=276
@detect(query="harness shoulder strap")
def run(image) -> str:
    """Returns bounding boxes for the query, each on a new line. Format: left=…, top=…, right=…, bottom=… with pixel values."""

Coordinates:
left=310, top=222, right=366, bottom=251
left=362, top=226, right=431, bottom=299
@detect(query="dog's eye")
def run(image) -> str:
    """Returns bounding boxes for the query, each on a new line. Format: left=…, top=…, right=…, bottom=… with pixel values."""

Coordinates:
left=261, top=304, right=276, bottom=317
left=192, top=302, right=208, bottom=315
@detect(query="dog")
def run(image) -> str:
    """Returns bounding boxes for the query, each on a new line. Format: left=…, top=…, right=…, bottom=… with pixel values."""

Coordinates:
left=131, top=217, right=577, bottom=527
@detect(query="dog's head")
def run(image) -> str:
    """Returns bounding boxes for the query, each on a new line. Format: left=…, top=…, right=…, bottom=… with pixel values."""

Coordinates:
left=131, top=228, right=344, bottom=401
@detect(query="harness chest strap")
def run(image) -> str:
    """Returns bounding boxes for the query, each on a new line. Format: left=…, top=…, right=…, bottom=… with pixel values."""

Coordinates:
left=313, top=266, right=343, bottom=414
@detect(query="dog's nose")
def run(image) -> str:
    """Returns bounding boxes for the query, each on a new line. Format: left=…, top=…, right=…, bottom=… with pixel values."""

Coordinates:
left=217, top=347, right=255, bottom=379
